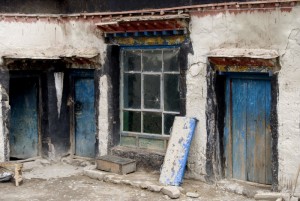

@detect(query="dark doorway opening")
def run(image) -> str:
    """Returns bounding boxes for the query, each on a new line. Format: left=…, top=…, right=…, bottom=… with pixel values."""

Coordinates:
left=9, top=75, right=41, bottom=160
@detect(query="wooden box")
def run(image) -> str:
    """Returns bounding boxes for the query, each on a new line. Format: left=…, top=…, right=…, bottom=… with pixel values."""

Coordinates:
left=96, top=155, right=136, bottom=175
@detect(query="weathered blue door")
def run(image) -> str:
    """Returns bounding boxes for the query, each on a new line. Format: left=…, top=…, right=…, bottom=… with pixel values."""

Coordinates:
left=224, top=76, right=272, bottom=184
left=10, top=77, right=38, bottom=159
left=74, top=78, right=96, bottom=158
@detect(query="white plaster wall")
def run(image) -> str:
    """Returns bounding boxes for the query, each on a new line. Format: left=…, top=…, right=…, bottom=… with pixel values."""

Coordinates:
left=98, top=75, right=109, bottom=156
left=187, top=6, right=300, bottom=190
left=0, top=20, right=106, bottom=64
left=0, top=21, right=64, bottom=58
left=62, top=20, right=107, bottom=65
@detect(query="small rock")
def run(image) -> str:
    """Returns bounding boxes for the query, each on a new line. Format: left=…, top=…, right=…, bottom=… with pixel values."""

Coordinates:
left=276, top=198, right=283, bottom=201
left=290, top=197, right=299, bottom=201
left=148, top=185, right=163, bottom=192
left=186, top=192, right=200, bottom=198
left=163, top=195, right=171, bottom=200
left=37, top=159, right=51, bottom=166
left=141, top=193, right=146, bottom=197
left=162, top=186, right=181, bottom=199
left=103, top=175, right=115, bottom=182
left=178, top=187, right=186, bottom=194
left=130, top=181, right=142, bottom=188
left=80, top=161, right=92, bottom=167
left=140, top=181, right=153, bottom=189
left=121, top=180, right=131, bottom=185
left=111, top=179, right=121, bottom=184
left=83, top=169, right=106, bottom=181
left=254, top=193, right=291, bottom=201
left=61, top=157, right=72, bottom=164
left=83, top=164, right=97, bottom=171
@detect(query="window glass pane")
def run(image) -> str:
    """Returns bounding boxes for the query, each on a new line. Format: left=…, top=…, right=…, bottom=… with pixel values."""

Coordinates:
left=164, top=74, right=180, bottom=111
left=139, top=138, right=164, bottom=150
left=124, top=50, right=141, bottom=71
left=164, top=114, right=177, bottom=135
left=123, top=111, right=141, bottom=132
left=164, top=49, right=179, bottom=72
left=120, top=136, right=136, bottom=147
left=143, top=112, right=162, bottom=134
left=143, top=50, right=162, bottom=72
left=123, top=73, right=141, bottom=109
left=121, top=48, right=182, bottom=148
left=144, top=75, right=160, bottom=109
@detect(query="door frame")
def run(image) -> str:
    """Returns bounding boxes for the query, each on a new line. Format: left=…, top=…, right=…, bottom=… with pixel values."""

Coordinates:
left=223, top=72, right=272, bottom=181
left=69, top=70, right=95, bottom=158
left=9, top=71, right=42, bottom=159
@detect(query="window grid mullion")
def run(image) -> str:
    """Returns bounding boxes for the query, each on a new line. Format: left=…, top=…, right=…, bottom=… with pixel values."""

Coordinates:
left=120, top=50, right=124, bottom=135
left=161, top=50, right=165, bottom=135
left=121, top=48, right=181, bottom=148
left=123, top=71, right=179, bottom=75
left=141, top=51, right=144, bottom=137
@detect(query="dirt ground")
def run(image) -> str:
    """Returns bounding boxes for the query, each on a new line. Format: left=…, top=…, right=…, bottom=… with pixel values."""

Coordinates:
left=0, top=160, right=255, bottom=201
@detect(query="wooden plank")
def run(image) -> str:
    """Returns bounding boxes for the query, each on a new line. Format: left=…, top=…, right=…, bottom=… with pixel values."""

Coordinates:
left=231, top=79, right=247, bottom=181
left=265, top=81, right=272, bottom=184
left=159, top=117, right=197, bottom=186
left=224, top=78, right=232, bottom=178
left=246, top=79, right=266, bottom=184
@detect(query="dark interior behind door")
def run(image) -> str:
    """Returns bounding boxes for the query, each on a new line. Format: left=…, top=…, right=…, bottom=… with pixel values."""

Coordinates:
left=10, top=77, right=39, bottom=159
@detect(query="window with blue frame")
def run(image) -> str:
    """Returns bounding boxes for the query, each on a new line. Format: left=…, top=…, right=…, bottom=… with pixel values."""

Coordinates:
left=120, top=47, right=180, bottom=150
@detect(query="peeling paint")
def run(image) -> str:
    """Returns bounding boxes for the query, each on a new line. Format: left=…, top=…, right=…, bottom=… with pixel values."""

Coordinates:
left=159, top=117, right=197, bottom=186
left=54, top=72, right=64, bottom=118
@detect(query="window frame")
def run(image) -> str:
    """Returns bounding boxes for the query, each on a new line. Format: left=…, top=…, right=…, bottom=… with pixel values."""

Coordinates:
left=120, top=46, right=181, bottom=150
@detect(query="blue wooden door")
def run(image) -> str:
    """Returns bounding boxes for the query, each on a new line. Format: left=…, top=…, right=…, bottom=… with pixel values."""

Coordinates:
left=10, top=78, right=38, bottom=159
left=74, top=78, right=96, bottom=158
left=224, top=77, right=272, bottom=184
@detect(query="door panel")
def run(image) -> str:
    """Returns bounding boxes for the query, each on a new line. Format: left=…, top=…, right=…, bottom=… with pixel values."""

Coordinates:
left=232, top=79, right=247, bottom=180
left=10, top=78, right=38, bottom=159
left=74, top=78, right=96, bottom=158
left=225, top=77, right=272, bottom=184
left=246, top=80, right=267, bottom=183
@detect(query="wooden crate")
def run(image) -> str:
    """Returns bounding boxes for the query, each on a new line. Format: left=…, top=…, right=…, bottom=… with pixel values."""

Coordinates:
left=96, top=155, right=136, bottom=175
